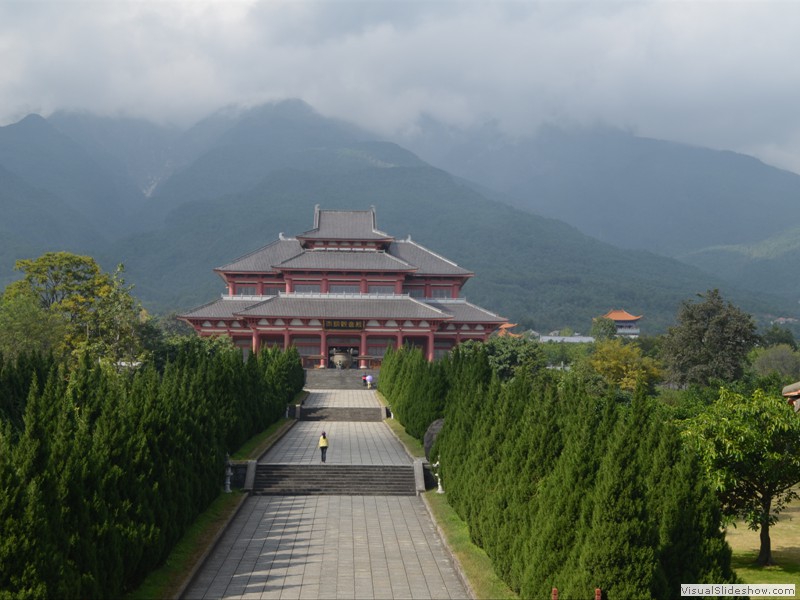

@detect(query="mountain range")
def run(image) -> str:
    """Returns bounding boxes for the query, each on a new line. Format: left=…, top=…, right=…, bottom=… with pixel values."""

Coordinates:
left=1, top=99, right=798, bottom=334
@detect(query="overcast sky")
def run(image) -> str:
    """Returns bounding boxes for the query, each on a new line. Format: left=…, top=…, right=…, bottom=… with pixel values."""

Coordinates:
left=2, top=1, right=800, bottom=172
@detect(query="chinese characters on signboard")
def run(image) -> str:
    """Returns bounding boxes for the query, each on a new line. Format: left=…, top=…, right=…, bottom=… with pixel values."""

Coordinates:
left=324, top=319, right=365, bottom=331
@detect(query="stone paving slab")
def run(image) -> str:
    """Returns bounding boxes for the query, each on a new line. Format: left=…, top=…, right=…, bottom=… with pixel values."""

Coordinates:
left=259, top=421, right=411, bottom=466
left=183, top=495, right=468, bottom=600
left=302, top=389, right=380, bottom=409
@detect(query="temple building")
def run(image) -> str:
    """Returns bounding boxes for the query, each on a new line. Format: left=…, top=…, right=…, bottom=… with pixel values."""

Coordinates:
left=180, top=207, right=507, bottom=368
left=601, top=309, right=643, bottom=338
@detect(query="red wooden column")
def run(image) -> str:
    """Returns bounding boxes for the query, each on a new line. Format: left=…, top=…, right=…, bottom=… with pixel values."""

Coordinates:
left=359, top=331, right=367, bottom=368
left=396, top=331, right=403, bottom=349
left=251, top=331, right=260, bottom=354
left=426, top=331, right=435, bottom=361
left=283, top=330, right=290, bottom=351
left=319, top=330, right=328, bottom=368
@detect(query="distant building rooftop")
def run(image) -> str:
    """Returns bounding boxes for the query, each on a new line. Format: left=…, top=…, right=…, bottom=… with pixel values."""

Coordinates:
left=539, top=335, right=595, bottom=343
left=602, top=309, right=642, bottom=322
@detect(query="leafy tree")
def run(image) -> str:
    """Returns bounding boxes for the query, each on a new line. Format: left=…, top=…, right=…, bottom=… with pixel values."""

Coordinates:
left=633, top=334, right=662, bottom=359
left=589, top=338, right=663, bottom=393
left=7, top=253, right=148, bottom=364
left=661, top=289, right=758, bottom=387
left=684, top=388, right=800, bottom=565
left=750, top=344, right=800, bottom=379
left=461, top=336, right=544, bottom=380
left=0, top=289, right=67, bottom=360
left=590, top=316, right=618, bottom=340
left=761, top=324, right=797, bottom=350
left=539, top=340, right=591, bottom=369
left=9, top=252, right=106, bottom=312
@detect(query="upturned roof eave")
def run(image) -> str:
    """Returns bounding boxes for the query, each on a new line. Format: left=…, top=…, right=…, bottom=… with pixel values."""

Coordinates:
left=233, top=295, right=453, bottom=322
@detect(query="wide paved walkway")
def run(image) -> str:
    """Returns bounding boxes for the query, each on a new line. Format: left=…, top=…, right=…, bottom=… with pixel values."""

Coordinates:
left=183, top=389, right=469, bottom=599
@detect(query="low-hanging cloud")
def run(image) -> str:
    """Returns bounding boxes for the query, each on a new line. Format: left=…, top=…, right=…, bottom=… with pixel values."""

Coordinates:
left=2, top=0, right=800, bottom=172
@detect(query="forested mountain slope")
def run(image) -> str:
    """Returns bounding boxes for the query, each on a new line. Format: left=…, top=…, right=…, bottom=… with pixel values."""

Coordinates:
left=0, top=100, right=797, bottom=332
left=403, top=122, right=800, bottom=257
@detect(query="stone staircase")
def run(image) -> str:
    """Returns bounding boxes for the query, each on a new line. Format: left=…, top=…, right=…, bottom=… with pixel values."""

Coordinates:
left=253, top=464, right=416, bottom=496
left=299, top=406, right=385, bottom=422
left=304, top=368, right=379, bottom=390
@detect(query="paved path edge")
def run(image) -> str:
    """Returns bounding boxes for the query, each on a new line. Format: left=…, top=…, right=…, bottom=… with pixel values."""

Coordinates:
left=173, top=491, right=250, bottom=600
left=254, top=417, right=300, bottom=462
left=175, top=416, right=301, bottom=599
left=421, top=492, right=476, bottom=600
left=377, top=399, right=476, bottom=599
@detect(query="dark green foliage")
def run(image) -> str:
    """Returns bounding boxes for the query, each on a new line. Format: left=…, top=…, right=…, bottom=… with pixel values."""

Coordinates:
left=459, top=336, right=545, bottom=381
left=661, top=289, right=759, bottom=387
left=381, top=342, right=736, bottom=599
left=685, top=388, right=800, bottom=566
left=591, top=316, right=618, bottom=341
left=761, top=323, right=797, bottom=349
left=379, top=345, right=447, bottom=440
left=0, top=343, right=302, bottom=599
left=0, top=351, right=56, bottom=435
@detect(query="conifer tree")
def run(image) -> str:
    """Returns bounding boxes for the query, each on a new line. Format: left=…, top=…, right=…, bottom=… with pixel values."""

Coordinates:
left=521, top=389, right=607, bottom=597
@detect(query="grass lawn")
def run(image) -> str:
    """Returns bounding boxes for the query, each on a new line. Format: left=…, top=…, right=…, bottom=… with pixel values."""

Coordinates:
left=424, top=491, right=518, bottom=600
left=726, top=501, right=800, bottom=596
left=231, top=417, right=294, bottom=460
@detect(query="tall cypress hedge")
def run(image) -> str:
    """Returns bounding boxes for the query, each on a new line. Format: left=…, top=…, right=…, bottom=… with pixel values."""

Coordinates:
left=380, top=345, right=736, bottom=599
left=0, top=343, right=303, bottom=599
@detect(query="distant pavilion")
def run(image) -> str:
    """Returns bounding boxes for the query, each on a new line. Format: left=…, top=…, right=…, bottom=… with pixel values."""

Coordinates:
left=180, top=206, right=507, bottom=368
left=601, top=309, right=643, bottom=338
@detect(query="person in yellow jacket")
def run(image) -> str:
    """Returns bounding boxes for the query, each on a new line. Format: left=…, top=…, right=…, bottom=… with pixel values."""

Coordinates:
left=319, top=431, right=329, bottom=463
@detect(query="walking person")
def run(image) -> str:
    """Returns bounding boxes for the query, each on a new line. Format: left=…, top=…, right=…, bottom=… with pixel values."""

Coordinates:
left=319, top=431, right=329, bottom=463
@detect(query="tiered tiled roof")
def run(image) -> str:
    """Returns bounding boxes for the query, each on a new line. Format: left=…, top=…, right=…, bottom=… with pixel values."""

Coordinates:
left=215, top=239, right=302, bottom=273
left=426, top=299, right=506, bottom=323
left=298, top=208, right=392, bottom=241
left=181, top=298, right=262, bottom=320
left=182, top=295, right=508, bottom=324
left=388, top=240, right=472, bottom=276
left=239, top=294, right=448, bottom=320
left=277, top=250, right=415, bottom=272
left=213, top=227, right=472, bottom=278
left=183, top=294, right=453, bottom=321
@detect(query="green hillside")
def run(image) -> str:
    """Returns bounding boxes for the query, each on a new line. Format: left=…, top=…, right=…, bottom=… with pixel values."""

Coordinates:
left=681, top=227, right=800, bottom=297
left=0, top=114, right=145, bottom=236
left=405, top=123, right=800, bottom=257
left=0, top=164, right=105, bottom=284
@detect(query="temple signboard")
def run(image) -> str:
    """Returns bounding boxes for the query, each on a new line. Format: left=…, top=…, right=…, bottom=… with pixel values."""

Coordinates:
left=324, top=319, right=365, bottom=331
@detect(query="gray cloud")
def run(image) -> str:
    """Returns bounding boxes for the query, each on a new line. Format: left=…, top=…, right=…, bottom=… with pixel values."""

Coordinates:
left=2, top=1, right=800, bottom=172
